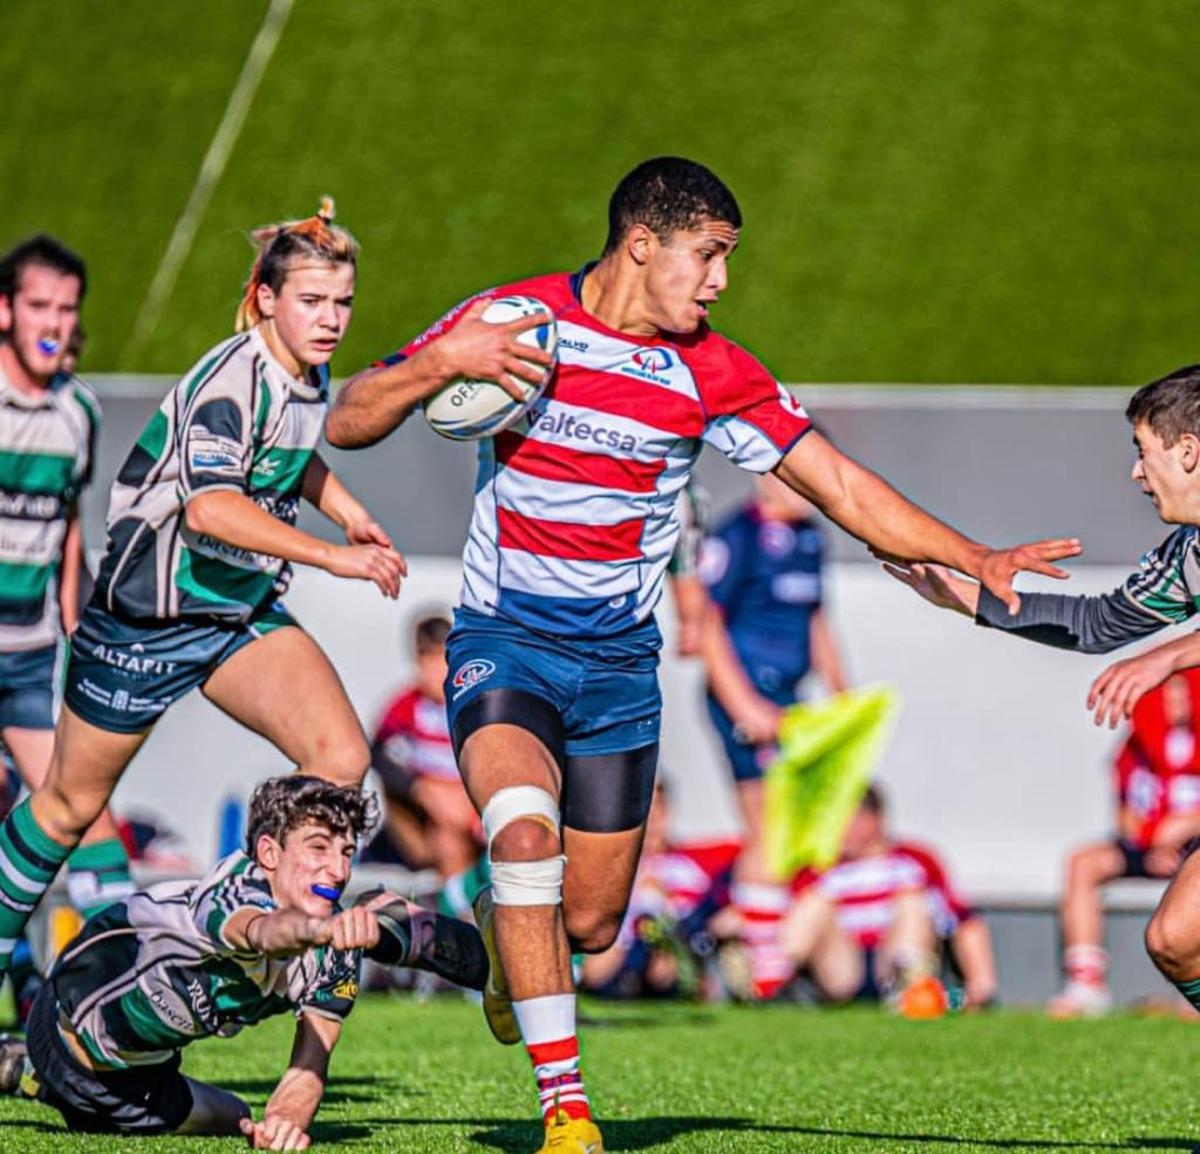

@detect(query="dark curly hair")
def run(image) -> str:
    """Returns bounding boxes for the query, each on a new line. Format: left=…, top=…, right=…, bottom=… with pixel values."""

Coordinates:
left=603, top=157, right=741, bottom=256
left=1126, top=365, right=1200, bottom=448
left=245, top=775, right=377, bottom=857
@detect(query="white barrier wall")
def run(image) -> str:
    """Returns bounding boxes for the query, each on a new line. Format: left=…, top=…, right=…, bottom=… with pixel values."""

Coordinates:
left=108, top=558, right=1136, bottom=901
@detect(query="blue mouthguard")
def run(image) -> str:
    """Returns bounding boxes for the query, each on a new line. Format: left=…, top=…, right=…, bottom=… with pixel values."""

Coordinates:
left=312, top=883, right=342, bottom=901
left=37, top=338, right=60, bottom=355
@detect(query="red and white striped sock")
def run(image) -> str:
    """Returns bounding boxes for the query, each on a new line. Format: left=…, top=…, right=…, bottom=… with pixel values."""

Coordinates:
left=513, top=993, right=591, bottom=1122
left=733, top=881, right=793, bottom=1000
left=1064, top=944, right=1108, bottom=988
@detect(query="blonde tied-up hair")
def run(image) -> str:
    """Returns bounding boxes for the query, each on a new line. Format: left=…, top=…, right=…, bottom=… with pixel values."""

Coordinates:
left=235, top=196, right=359, bottom=332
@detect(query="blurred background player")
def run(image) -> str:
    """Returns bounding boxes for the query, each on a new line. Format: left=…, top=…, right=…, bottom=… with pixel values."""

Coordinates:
left=0, top=200, right=407, bottom=983
left=580, top=780, right=739, bottom=1000
left=666, top=482, right=710, bottom=657
left=0, top=236, right=134, bottom=929
left=782, top=784, right=997, bottom=1008
left=0, top=774, right=487, bottom=1144
left=1050, top=669, right=1200, bottom=1017
left=700, top=471, right=849, bottom=1000
left=363, top=612, right=483, bottom=881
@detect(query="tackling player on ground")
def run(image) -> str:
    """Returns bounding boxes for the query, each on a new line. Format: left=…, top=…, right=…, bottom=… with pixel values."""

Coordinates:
left=328, top=157, right=1079, bottom=1153
left=0, top=201, right=406, bottom=982
left=885, top=365, right=1200, bottom=1027
left=0, top=774, right=487, bottom=1146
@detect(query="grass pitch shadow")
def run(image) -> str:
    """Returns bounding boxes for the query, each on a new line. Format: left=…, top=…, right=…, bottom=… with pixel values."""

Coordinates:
left=456, top=1117, right=1197, bottom=1152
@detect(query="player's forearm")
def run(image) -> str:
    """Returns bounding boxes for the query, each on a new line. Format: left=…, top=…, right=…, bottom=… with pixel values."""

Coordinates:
left=58, top=513, right=84, bottom=634
left=327, top=345, right=455, bottom=448
left=776, top=445, right=988, bottom=577
left=810, top=611, right=849, bottom=694
left=241, top=909, right=324, bottom=955
left=974, top=586, right=1165, bottom=653
left=701, top=609, right=767, bottom=716
left=264, top=1067, right=325, bottom=1133
left=185, top=490, right=335, bottom=571
left=301, top=454, right=368, bottom=531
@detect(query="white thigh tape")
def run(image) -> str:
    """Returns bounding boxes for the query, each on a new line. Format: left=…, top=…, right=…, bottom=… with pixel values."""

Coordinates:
left=490, top=855, right=567, bottom=906
left=481, top=785, right=560, bottom=847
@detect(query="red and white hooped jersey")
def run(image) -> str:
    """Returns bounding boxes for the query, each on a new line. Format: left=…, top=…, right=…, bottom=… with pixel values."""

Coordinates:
left=796, top=842, right=976, bottom=951
left=372, top=687, right=458, bottom=782
left=387, top=268, right=812, bottom=640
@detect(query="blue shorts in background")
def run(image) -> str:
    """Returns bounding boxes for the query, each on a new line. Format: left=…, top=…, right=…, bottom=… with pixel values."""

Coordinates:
left=0, top=643, right=62, bottom=731
left=65, top=600, right=297, bottom=734
left=445, top=609, right=661, bottom=758
left=706, top=691, right=787, bottom=783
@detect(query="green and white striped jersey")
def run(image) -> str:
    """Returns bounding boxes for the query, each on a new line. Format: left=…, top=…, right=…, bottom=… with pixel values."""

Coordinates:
left=0, top=365, right=99, bottom=652
left=1123, top=526, right=1200, bottom=622
left=52, top=851, right=361, bottom=1070
left=95, top=329, right=327, bottom=623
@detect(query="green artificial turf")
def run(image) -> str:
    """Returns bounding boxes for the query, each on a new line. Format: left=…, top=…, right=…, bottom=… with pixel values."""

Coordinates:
left=3, top=1, right=1200, bottom=384
left=2, top=997, right=1197, bottom=1152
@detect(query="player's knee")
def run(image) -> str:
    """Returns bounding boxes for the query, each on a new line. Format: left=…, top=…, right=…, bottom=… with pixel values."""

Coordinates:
left=490, top=818, right=560, bottom=863
left=565, top=906, right=623, bottom=954
left=1145, top=906, right=1195, bottom=978
left=302, top=731, right=371, bottom=788
left=483, top=786, right=565, bottom=907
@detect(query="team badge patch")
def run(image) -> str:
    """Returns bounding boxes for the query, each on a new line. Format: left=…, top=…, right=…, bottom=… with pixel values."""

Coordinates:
left=451, top=658, right=497, bottom=700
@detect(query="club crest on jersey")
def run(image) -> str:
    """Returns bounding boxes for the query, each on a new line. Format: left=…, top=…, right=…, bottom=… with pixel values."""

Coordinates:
left=452, top=658, right=497, bottom=700
left=622, top=347, right=677, bottom=386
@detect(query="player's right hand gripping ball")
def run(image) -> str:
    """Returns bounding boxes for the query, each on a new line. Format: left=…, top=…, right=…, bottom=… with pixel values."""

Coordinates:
left=424, top=295, right=558, bottom=440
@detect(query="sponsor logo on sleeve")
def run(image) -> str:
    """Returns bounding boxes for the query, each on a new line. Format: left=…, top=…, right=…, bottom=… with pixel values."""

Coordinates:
left=188, top=430, right=245, bottom=476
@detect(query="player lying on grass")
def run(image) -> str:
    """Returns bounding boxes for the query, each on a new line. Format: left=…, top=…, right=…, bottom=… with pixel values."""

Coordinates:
left=0, top=774, right=487, bottom=1147
left=782, top=785, right=997, bottom=1009
left=0, top=199, right=407, bottom=986
left=326, top=156, right=1080, bottom=1154
left=883, top=364, right=1200, bottom=1020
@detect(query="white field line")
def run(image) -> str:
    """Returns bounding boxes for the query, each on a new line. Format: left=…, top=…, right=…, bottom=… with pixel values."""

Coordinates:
left=122, top=0, right=294, bottom=363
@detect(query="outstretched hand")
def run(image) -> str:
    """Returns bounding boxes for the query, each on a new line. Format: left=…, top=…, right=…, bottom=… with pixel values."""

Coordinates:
left=977, top=538, right=1082, bottom=614
left=239, top=1115, right=310, bottom=1150
left=881, top=561, right=979, bottom=616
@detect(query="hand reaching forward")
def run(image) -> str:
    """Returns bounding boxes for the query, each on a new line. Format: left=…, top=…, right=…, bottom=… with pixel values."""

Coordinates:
left=976, top=538, right=1082, bottom=614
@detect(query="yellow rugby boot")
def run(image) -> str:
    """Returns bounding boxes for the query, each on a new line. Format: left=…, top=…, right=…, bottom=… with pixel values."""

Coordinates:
left=537, top=1109, right=604, bottom=1153
left=472, top=886, right=520, bottom=1044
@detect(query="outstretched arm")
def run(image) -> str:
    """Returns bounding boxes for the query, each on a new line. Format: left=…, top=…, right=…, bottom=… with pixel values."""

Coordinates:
left=326, top=301, right=552, bottom=448
left=238, top=1012, right=342, bottom=1150
left=224, top=905, right=381, bottom=956
left=884, top=561, right=1166, bottom=655
left=775, top=432, right=1081, bottom=613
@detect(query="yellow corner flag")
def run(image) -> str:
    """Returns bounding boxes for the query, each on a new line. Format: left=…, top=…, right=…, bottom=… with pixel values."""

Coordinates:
left=763, top=686, right=900, bottom=880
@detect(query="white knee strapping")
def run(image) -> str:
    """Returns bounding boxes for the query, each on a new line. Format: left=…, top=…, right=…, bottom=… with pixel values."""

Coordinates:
left=482, top=786, right=560, bottom=845
left=483, top=786, right=564, bottom=907
left=490, top=856, right=566, bottom=906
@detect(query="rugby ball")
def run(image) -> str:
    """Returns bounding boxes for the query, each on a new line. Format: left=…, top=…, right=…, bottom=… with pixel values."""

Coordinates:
left=424, top=295, right=558, bottom=441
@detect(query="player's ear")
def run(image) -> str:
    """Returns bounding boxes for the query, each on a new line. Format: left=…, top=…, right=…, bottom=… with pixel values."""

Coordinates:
left=255, top=282, right=277, bottom=321
left=0, top=293, right=13, bottom=333
left=1180, top=433, right=1200, bottom=474
left=256, top=834, right=281, bottom=870
left=625, top=224, right=656, bottom=267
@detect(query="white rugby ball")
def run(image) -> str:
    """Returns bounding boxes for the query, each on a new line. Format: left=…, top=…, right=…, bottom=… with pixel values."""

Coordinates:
left=424, top=295, right=558, bottom=441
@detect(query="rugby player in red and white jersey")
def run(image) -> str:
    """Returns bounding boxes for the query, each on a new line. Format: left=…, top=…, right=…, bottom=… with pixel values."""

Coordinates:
left=1050, top=669, right=1200, bottom=1017
left=327, top=157, right=1077, bottom=1154
left=783, top=785, right=997, bottom=1008
left=367, top=613, right=483, bottom=879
